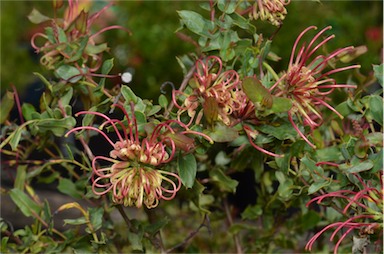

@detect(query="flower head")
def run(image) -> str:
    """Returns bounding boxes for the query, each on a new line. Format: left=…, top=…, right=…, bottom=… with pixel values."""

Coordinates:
left=172, top=56, right=245, bottom=126
left=66, top=103, right=188, bottom=209
left=247, top=0, right=290, bottom=26
left=306, top=172, right=383, bottom=253
left=31, top=0, right=129, bottom=77
left=270, top=26, right=360, bottom=148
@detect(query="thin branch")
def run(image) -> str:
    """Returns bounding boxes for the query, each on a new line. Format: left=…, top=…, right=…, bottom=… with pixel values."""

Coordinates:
left=166, top=214, right=211, bottom=253
left=116, top=205, right=133, bottom=230
left=224, top=198, right=243, bottom=254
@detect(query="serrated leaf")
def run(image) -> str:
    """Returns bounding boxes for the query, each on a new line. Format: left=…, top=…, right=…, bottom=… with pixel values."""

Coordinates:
left=177, top=153, right=197, bottom=188
left=0, top=91, right=15, bottom=124
left=27, top=8, right=50, bottom=24
left=9, top=188, right=41, bottom=217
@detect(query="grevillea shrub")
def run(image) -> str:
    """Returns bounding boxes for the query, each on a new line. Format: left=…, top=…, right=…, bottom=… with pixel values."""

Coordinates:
left=1, top=1, right=382, bottom=253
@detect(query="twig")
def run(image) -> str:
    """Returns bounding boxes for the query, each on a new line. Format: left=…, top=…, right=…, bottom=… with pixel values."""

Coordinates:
left=224, top=198, right=243, bottom=254
left=116, top=205, right=133, bottom=230
left=166, top=214, right=211, bottom=253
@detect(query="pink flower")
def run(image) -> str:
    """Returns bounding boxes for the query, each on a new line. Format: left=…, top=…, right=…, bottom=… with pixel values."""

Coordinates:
left=31, top=0, right=129, bottom=78
left=270, top=26, right=360, bottom=148
left=66, top=103, right=201, bottom=208
left=306, top=172, right=383, bottom=253
left=243, top=0, right=290, bottom=26
left=172, top=56, right=245, bottom=126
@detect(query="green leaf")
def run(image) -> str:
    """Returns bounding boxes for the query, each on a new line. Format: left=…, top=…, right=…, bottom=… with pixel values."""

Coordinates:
left=242, top=76, right=272, bottom=107
left=14, top=165, right=28, bottom=190
left=144, top=217, right=170, bottom=236
left=369, top=95, right=383, bottom=126
left=63, top=217, right=88, bottom=226
left=177, top=153, right=197, bottom=188
left=9, top=125, right=25, bottom=151
left=101, top=58, right=114, bottom=75
left=269, top=96, right=292, bottom=114
left=67, top=36, right=89, bottom=62
left=85, top=43, right=108, bottom=55
left=241, top=204, right=263, bottom=220
left=89, top=207, right=103, bottom=231
left=60, top=88, right=73, bottom=106
left=127, top=230, right=143, bottom=251
left=27, top=8, right=50, bottom=24
left=177, top=10, right=214, bottom=38
left=147, top=105, right=161, bottom=116
left=257, top=122, right=297, bottom=140
left=121, top=85, right=138, bottom=104
left=54, top=65, right=82, bottom=83
left=57, top=178, right=82, bottom=199
left=0, top=91, right=15, bottom=124
left=34, top=117, right=76, bottom=136
left=346, top=160, right=374, bottom=173
left=206, top=122, right=238, bottom=142
left=217, top=0, right=237, bottom=14
left=22, top=103, right=37, bottom=122
left=373, top=64, right=383, bottom=86
left=56, top=26, right=67, bottom=43
left=9, top=188, right=41, bottom=217
left=158, top=94, right=168, bottom=109
left=210, top=168, right=238, bottom=193
left=301, top=155, right=323, bottom=175
left=308, top=179, right=331, bottom=194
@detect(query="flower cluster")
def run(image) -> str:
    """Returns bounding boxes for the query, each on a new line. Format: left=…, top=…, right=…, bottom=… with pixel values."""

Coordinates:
left=66, top=103, right=193, bottom=209
left=246, top=0, right=290, bottom=26
left=30, top=0, right=128, bottom=78
left=172, top=56, right=246, bottom=127
left=306, top=172, right=383, bottom=253
left=269, top=26, right=360, bottom=148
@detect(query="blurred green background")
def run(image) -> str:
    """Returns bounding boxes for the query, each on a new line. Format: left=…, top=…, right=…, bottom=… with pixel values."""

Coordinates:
left=1, top=1, right=382, bottom=100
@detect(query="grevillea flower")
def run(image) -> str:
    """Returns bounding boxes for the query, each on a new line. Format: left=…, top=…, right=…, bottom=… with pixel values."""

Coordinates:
left=172, top=56, right=245, bottom=126
left=269, top=26, right=360, bottom=148
left=31, top=0, right=129, bottom=76
left=246, top=0, right=290, bottom=26
left=66, top=103, right=210, bottom=209
left=306, top=172, right=383, bottom=253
